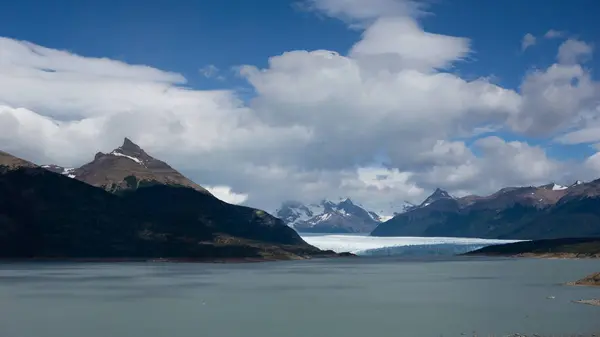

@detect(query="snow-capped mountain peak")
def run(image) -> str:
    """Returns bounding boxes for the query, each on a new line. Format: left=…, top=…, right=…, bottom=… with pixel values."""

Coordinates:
left=276, top=197, right=419, bottom=233
left=277, top=198, right=379, bottom=233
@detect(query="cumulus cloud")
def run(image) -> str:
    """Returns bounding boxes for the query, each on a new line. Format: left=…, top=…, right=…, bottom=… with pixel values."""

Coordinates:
left=557, top=39, right=593, bottom=64
left=302, top=0, right=425, bottom=26
left=509, top=63, right=598, bottom=135
left=408, top=137, right=566, bottom=194
left=350, top=17, right=471, bottom=71
left=199, top=64, right=224, bottom=80
left=521, top=33, right=536, bottom=51
left=555, top=126, right=600, bottom=145
left=1, top=0, right=600, bottom=214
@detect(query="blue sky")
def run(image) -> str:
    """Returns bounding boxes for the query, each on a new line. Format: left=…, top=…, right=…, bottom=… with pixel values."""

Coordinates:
left=2, top=0, right=598, bottom=90
left=1, top=0, right=599, bottom=208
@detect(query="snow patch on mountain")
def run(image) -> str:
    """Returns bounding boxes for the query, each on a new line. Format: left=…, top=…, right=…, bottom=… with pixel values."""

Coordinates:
left=570, top=180, right=583, bottom=187
left=41, top=165, right=76, bottom=178
left=110, top=150, right=145, bottom=166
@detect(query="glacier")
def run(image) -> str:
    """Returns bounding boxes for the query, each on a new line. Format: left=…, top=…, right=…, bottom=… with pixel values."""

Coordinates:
left=300, top=234, right=522, bottom=257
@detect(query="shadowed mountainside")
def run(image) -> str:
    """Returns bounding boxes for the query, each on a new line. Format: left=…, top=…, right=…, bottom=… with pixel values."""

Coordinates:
left=371, top=183, right=600, bottom=240
left=0, top=150, right=340, bottom=260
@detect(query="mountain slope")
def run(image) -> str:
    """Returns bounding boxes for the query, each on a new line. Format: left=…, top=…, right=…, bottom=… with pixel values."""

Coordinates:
left=62, top=138, right=209, bottom=194
left=371, top=183, right=600, bottom=240
left=0, top=152, right=339, bottom=260
left=276, top=198, right=383, bottom=233
left=0, top=151, right=36, bottom=171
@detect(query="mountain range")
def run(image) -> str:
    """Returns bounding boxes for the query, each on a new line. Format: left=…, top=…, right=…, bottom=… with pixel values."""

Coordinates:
left=276, top=198, right=415, bottom=233
left=371, top=181, right=600, bottom=240
left=0, top=139, right=343, bottom=260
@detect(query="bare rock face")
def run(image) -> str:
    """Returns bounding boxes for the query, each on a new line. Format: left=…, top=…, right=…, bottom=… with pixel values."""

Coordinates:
left=69, top=138, right=210, bottom=194
left=0, top=151, right=36, bottom=170
left=568, top=272, right=600, bottom=287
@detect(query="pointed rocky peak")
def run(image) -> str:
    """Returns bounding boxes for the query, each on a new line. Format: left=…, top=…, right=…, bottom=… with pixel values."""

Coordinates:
left=429, top=187, right=452, bottom=199
left=68, top=139, right=209, bottom=194
left=121, top=137, right=143, bottom=154
left=337, top=197, right=354, bottom=207
left=420, top=188, right=453, bottom=207
left=112, top=137, right=149, bottom=160
left=106, top=137, right=153, bottom=167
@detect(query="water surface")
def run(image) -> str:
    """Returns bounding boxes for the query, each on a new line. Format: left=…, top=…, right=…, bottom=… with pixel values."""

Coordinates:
left=0, top=257, right=599, bottom=337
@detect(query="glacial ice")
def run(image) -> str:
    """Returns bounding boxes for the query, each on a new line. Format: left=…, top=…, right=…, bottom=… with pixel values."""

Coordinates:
left=301, top=234, right=522, bottom=257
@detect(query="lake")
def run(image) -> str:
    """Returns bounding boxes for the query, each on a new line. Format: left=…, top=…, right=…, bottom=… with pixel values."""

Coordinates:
left=0, top=257, right=599, bottom=337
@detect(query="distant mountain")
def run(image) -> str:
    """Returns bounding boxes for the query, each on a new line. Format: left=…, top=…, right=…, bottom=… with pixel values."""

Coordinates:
left=276, top=198, right=398, bottom=233
left=43, top=138, right=209, bottom=194
left=419, top=188, right=453, bottom=207
left=371, top=182, right=600, bottom=240
left=0, top=148, right=343, bottom=260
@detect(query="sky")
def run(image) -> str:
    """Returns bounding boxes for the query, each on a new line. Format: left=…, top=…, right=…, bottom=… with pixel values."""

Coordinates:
left=1, top=0, right=599, bottom=215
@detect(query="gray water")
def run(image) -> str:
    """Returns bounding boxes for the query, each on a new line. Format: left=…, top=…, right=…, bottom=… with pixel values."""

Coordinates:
left=0, top=257, right=599, bottom=337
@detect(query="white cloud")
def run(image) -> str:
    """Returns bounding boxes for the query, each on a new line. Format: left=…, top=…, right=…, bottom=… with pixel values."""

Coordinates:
left=555, top=126, right=600, bottom=145
left=557, top=39, right=593, bottom=64
left=199, top=64, right=224, bottom=80
left=408, top=137, right=565, bottom=194
left=509, top=63, right=598, bottom=135
left=544, top=29, right=566, bottom=39
left=1, top=2, right=600, bottom=213
left=350, top=17, right=471, bottom=71
left=302, top=0, right=425, bottom=26
left=521, top=33, right=536, bottom=51
left=204, top=185, right=249, bottom=204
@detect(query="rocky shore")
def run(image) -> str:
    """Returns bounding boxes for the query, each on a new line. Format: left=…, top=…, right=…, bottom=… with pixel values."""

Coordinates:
left=572, top=299, right=600, bottom=306
left=566, top=272, right=600, bottom=287
left=450, top=333, right=600, bottom=336
left=565, top=272, right=600, bottom=307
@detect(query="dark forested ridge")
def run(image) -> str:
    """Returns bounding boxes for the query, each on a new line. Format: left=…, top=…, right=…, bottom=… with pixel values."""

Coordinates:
left=464, top=238, right=600, bottom=258
left=0, top=163, right=337, bottom=260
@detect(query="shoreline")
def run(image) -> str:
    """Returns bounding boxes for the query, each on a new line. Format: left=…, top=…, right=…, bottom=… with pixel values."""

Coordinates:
left=572, top=299, right=600, bottom=306
left=0, top=253, right=356, bottom=264
left=465, top=252, right=600, bottom=259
